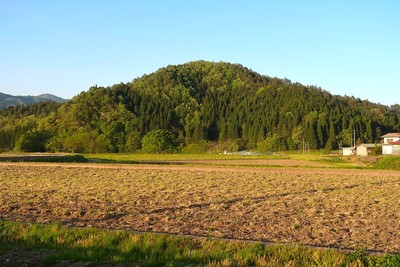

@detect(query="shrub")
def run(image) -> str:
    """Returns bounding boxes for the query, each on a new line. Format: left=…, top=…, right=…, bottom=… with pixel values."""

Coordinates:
left=16, top=130, right=50, bottom=152
left=181, top=141, right=210, bottom=154
left=371, top=146, right=382, bottom=156
left=257, top=134, right=285, bottom=153
left=141, top=130, right=177, bottom=153
left=63, top=132, right=110, bottom=153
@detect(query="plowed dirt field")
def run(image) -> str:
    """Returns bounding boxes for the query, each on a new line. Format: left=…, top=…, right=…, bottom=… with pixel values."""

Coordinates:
left=0, top=162, right=399, bottom=252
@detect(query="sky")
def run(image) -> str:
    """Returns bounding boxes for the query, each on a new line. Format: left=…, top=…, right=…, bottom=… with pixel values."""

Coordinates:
left=0, top=1, right=399, bottom=105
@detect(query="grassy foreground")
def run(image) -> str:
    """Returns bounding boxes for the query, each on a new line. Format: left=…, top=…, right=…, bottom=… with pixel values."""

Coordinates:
left=0, top=221, right=399, bottom=266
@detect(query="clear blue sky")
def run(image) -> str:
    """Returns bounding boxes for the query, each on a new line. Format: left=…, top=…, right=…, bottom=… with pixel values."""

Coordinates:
left=1, top=1, right=399, bottom=105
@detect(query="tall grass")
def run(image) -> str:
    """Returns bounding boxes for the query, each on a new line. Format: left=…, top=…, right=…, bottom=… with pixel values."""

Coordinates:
left=373, top=156, right=400, bottom=170
left=0, top=221, right=398, bottom=266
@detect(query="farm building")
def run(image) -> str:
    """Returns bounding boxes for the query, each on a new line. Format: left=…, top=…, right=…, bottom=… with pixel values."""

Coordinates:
left=381, top=132, right=400, bottom=155
left=356, top=144, right=377, bottom=156
left=382, top=132, right=400, bottom=144
left=342, top=147, right=356, bottom=156
left=382, top=139, right=400, bottom=155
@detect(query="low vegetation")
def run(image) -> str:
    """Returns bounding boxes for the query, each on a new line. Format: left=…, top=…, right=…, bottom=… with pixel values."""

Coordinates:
left=373, top=156, right=400, bottom=170
left=1, top=221, right=399, bottom=266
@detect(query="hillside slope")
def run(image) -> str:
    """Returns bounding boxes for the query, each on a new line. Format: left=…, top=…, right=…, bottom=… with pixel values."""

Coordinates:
left=1, top=61, right=399, bottom=152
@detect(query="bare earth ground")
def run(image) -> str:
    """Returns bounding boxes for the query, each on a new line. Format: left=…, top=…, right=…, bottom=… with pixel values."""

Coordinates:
left=0, top=162, right=399, bottom=253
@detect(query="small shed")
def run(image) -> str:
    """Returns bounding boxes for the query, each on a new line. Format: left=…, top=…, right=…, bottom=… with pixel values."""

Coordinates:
left=342, top=147, right=356, bottom=156
left=356, top=144, right=377, bottom=156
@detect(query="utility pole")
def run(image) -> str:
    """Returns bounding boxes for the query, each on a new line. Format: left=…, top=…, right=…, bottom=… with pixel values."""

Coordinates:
left=350, top=133, right=353, bottom=147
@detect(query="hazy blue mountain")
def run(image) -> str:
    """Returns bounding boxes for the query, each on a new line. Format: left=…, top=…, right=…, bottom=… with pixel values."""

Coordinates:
left=0, top=92, right=68, bottom=110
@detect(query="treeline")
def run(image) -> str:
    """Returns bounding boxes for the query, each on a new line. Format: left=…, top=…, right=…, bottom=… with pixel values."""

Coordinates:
left=1, top=61, right=399, bottom=153
left=0, top=102, right=62, bottom=151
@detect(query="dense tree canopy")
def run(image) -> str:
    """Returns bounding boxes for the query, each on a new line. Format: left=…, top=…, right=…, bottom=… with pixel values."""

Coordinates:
left=1, top=61, right=399, bottom=153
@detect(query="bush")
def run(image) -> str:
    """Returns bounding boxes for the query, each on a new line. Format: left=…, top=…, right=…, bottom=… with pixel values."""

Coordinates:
left=207, top=139, right=241, bottom=154
left=181, top=141, right=210, bottom=154
left=257, top=134, right=285, bottom=153
left=141, top=130, right=177, bottom=153
left=16, top=130, right=50, bottom=152
left=63, top=132, right=110, bottom=154
left=371, top=146, right=382, bottom=156
left=125, top=130, right=142, bottom=152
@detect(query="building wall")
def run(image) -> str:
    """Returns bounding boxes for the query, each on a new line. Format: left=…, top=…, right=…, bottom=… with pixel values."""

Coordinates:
left=342, top=148, right=354, bottom=156
left=357, top=146, right=366, bottom=156
left=382, top=145, right=393, bottom=155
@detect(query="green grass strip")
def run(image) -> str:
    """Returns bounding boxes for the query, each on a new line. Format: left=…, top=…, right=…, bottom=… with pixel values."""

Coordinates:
left=372, top=156, right=400, bottom=170
left=0, top=220, right=399, bottom=266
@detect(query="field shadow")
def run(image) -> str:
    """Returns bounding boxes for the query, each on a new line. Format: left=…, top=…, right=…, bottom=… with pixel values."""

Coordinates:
left=88, top=157, right=187, bottom=166
left=0, top=154, right=88, bottom=163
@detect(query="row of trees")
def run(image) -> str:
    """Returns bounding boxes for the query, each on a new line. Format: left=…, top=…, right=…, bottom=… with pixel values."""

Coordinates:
left=1, top=61, right=399, bottom=153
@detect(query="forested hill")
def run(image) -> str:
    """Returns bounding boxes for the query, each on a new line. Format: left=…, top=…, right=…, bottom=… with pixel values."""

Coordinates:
left=1, top=61, right=399, bottom=153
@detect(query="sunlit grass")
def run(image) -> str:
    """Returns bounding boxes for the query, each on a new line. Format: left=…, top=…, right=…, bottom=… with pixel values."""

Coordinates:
left=1, top=220, right=398, bottom=266
left=373, top=156, right=400, bottom=170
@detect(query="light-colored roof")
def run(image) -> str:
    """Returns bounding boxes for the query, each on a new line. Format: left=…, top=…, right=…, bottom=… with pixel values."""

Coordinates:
left=382, top=132, right=400, bottom=138
left=342, top=147, right=356, bottom=150
left=358, top=144, right=376, bottom=148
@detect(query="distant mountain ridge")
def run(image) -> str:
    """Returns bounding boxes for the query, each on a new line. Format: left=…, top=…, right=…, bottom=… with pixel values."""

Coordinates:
left=0, top=92, right=68, bottom=110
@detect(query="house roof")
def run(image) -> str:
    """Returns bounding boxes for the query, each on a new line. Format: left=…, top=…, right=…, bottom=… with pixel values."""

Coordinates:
left=382, top=132, right=400, bottom=138
left=390, top=140, right=400, bottom=145
left=358, top=144, right=377, bottom=148
left=342, top=147, right=356, bottom=150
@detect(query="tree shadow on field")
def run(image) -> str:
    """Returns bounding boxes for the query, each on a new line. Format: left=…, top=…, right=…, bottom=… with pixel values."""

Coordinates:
left=88, top=157, right=187, bottom=166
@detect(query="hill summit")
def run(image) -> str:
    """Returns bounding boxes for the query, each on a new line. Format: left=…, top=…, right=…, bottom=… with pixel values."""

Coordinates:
left=1, top=61, right=399, bottom=153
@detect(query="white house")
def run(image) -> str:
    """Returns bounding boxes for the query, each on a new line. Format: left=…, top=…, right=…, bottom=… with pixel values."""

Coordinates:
left=381, top=132, right=400, bottom=155
left=382, top=132, right=400, bottom=144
